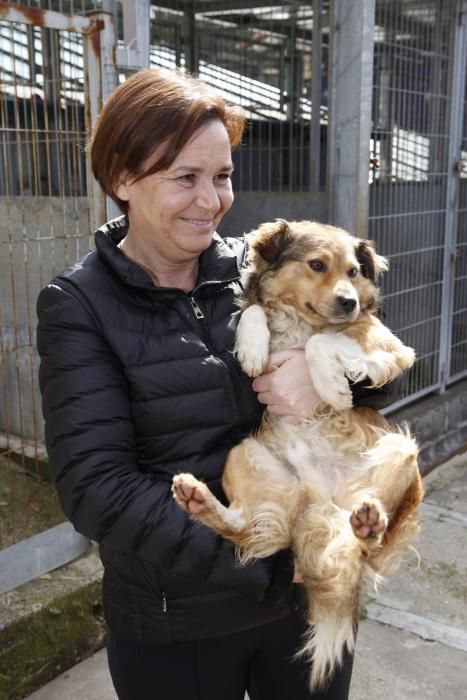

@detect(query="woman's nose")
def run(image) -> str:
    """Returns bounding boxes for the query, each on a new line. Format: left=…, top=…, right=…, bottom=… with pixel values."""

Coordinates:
left=195, top=181, right=221, bottom=210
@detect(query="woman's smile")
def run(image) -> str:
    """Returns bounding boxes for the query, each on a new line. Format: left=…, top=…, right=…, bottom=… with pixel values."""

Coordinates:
left=115, top=120, right=234, bottom=269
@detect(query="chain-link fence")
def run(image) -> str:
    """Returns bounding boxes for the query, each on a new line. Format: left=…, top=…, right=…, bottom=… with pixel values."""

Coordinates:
left=369, top=0, right=467, bottom=405
left=150, top=1, right=328, bottom=193
left=0, top=0, right=112, bottom=591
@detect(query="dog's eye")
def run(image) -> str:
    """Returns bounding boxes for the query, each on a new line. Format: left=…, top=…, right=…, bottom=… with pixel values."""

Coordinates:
left=348, top=267, right=359, bottom=278
left=308, top=260, right=325, bottom=273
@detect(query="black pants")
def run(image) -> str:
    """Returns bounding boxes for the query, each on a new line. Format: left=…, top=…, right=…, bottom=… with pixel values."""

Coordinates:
left=107, top=608, right=354, bottom=700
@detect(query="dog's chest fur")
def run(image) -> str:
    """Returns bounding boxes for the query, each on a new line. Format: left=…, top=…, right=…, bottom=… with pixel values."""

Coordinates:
left=266, top=305, right=321, bottom=353
left=258, top=305, right=373, bottom=500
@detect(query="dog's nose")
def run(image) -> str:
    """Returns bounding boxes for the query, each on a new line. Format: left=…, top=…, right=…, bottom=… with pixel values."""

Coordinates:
left=337, top=296, right=357, bottom=313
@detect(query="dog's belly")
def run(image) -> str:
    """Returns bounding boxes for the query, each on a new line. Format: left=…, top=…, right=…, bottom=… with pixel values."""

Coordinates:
left=258, top=414, right=375, bottom=501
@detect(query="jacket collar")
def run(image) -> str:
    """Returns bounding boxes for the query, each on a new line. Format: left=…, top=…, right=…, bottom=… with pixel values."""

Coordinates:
left=95, top=216, right=240, bottom=292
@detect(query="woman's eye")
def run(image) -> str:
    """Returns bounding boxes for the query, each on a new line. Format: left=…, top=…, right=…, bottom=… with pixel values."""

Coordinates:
left=348, top=267, right=359, bottom=278
left=308, top=260, right=325, bottom=273
left=178, top=174, right=195, bottom=184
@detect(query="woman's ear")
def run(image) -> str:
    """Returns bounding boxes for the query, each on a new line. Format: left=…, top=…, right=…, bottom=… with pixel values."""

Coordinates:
left=114, top=172, right=131, bottom=202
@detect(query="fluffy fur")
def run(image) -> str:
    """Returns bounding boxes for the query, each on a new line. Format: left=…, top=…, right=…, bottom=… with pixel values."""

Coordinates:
left=172, top=220, right=424, bottom=690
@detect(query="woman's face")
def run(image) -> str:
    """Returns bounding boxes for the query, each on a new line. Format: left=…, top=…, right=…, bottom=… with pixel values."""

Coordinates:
left=115, top=120, right=234, bottom=264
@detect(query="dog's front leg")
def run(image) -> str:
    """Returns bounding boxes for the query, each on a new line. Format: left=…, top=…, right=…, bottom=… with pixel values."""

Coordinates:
left=304, top=333, right=358, bottom=410
left=305, top=331, right=411, bottom=409
left=234, top=304, right=270, bottom=377
left=345, top=317, right=415, bottom=386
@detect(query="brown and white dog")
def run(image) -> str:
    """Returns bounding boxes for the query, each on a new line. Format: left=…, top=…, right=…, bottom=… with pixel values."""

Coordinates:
left=172, top=220, right=424, bottom=690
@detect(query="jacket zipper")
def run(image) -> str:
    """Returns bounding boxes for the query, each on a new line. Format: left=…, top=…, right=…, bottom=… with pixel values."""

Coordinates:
left=161, top=590, right=167, bottom=613
left=189, top=292, right=247, bottom=415
left=190, top=296, right=205, bottom=319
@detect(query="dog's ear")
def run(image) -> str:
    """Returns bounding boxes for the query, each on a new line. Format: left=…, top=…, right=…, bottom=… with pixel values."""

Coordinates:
left=355, top=240, right=388, bottom=282
left=249, top=219, right=292, bottom=265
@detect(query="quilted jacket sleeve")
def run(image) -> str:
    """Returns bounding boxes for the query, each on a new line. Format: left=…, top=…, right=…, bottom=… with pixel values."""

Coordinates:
left=350, top=373, right=405, bottom=410
left=37, top=282, right=279, bottom=599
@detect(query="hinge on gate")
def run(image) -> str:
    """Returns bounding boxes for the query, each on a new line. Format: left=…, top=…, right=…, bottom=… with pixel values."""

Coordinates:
left=439, top=361, right=447, bottom=387
left=450, top=247, right=460, bottom=266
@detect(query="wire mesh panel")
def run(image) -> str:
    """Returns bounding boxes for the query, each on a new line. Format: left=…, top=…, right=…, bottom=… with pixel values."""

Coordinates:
left=150, top=1, right=329, bottom=193
left=0, top=16, right=91, bottom=548
left=451, top=75, right=467, bottom=380
left=369, top=0, right=459, bottom=405
left=5, top=0, right=102, bottom=12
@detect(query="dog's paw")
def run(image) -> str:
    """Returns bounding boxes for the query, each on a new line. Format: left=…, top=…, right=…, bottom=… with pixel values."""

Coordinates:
left=305, top=334, right=356, bottom=410
left=172, top=473, right=209, bottom=515
left=350, top=499, right=388, bottom=540
left=312, top=372, right=353, bottom=411
left=397, top=344, right=416, bottom=371
left=308, top=358, right=354, bottom=410
left=234, top=304, right=270, bottom=377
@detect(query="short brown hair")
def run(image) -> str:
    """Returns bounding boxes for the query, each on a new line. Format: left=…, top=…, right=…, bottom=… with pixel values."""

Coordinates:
left=89, top=68, right=246, bottom=213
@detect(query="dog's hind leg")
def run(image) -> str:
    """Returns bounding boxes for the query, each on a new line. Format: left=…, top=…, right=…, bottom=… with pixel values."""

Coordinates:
left=172, top=472, right=251, bottom=546
left=365, top=431, right=421, bottom=510
left=172, top=439, right=295, bottom=557
left=354, top=431, right=424, bottom=574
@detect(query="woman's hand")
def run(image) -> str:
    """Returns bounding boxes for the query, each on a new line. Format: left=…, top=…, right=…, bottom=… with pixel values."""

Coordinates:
left=292, top=564, right=304, bottom=584
left=252, top=349, right=324, bottom=423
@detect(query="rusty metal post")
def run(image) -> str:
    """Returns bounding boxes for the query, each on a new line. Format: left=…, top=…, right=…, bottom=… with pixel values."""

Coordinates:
left=83, top=12, right=117, bottom=232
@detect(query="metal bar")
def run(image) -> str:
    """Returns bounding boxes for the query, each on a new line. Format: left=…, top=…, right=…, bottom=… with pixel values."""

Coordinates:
left=310, top=0, right=322, bottom=192
left=382, top=382, right=443, bottom=416
left=0, top=1, right=98, bottom=34
left=448, top=367, right=467, bottom=384
left=439, top=0, right=467, bottom=389
left=183, top=7, right=198, bottom=74
left=83, top=11, right=116, bottom=232
left=0, top=522, right=89, bottom=594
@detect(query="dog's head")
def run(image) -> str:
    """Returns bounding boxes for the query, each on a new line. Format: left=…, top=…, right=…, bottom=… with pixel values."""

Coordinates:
left=243, top=219, right=388, bottom=327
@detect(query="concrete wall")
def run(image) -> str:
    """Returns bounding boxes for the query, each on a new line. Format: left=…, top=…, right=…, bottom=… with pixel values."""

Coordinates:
left=0, top=196, right=91, bottom=440
left=394, top=378, right=467, bottom=475
left=218, top=191, right=328, bottom=237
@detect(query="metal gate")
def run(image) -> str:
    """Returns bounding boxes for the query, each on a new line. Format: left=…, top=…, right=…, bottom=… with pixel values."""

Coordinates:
left=149, top=1, right=330, bottom=236
left=369, top=0, right=467, bottom=407
left=0, top=1, right=115, bottom=593
left=450, top=21, right=467, bottom=383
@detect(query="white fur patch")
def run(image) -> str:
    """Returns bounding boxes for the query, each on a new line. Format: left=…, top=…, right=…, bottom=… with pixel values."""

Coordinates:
left=234, top=304, right=270, bottom=377
left=224, top=506, right=246, bottom=532
left=305, top=333, right=363, bottom=410
left=304, top=331, right=411, bottom=408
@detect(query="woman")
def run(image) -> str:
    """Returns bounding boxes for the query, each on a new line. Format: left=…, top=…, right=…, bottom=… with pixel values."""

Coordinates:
left=37, top=68, right=398, bottom=700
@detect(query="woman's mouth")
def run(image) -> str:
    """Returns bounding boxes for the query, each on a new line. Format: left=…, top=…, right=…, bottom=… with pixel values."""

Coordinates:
left=181, top=218, right=214, bottom=227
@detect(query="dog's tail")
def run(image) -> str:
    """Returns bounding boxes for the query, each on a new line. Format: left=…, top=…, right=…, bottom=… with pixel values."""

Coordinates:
left=296, top=615, right=356, bottom=690
left=293, top=502, right=369, bottom=689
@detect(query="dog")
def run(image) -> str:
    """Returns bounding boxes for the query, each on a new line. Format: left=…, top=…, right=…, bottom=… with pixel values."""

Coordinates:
left=172, top=219, right=424, bottom=689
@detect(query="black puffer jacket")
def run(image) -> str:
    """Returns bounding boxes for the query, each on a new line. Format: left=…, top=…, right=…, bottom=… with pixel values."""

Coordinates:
left=37, top=216, right=295, bottom=645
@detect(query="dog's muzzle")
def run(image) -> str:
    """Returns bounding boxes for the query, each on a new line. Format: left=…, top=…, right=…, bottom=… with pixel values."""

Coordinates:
left=336, top=295, right=357, bottom=314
